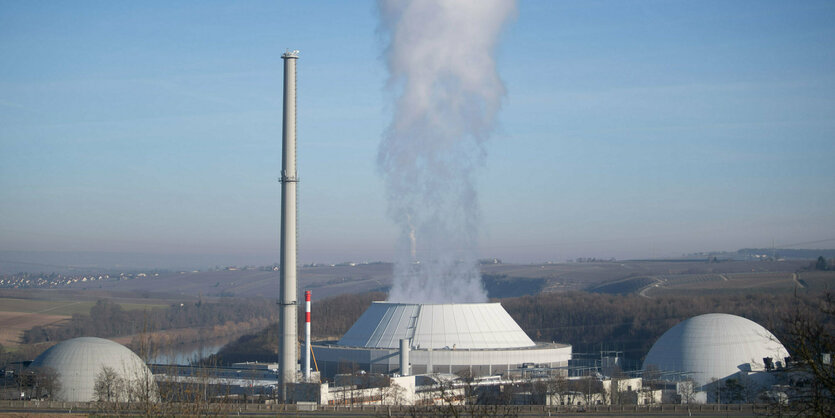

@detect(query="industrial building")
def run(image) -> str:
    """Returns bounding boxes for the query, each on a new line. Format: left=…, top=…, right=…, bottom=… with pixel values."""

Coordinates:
left=28, top=337, right=156, bottom=402
left=312, top=301, right=572, bottom=378
left=643, top=313, right=790, bottom=402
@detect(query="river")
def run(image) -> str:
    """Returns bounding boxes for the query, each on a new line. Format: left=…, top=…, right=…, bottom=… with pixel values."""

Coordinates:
left=148, top=337, right=230, bottom=365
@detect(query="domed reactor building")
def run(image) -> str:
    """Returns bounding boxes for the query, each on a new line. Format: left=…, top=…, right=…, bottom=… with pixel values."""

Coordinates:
left=28, top=337, right=156, bottom=402
left=314, top=302, right=572, bottom=378
left=643, top=313, right=789, bottom=400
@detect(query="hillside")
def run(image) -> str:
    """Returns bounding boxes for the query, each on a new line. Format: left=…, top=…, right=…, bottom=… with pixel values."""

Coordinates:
left=34, top=259, right=818, bottom=300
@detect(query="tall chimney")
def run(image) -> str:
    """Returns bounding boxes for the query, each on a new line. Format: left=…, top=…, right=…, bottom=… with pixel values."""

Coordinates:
left=279, top=49, right=299, bottom=400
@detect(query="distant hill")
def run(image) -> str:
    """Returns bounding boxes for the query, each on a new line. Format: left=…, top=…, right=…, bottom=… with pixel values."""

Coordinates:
left=737, top=248, right=835, bottom=260
left=5, top=259, right=814, bottom=300
left=0, top=250, right=277, bottom=274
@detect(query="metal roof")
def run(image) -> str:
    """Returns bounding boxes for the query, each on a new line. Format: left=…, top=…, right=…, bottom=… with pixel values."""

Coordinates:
left=643, top=313, right=789, bottom=387
left=337, top=302, right=536, bottom=349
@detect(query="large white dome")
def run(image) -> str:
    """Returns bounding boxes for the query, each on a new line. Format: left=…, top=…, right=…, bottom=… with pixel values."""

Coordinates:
left=338, top=302, right=536, bottom=349
left=29, top=337, right=156, bottom=402
left=643, top=313, right=789, bottom=387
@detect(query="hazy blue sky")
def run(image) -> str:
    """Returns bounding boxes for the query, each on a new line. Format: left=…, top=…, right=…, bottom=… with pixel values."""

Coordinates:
left=1, top=0, right=834, bottom=266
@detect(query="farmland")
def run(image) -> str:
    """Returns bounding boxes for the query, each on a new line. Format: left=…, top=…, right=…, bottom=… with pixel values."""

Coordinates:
left=0, top=292, right=169, bottom=348
left=6, top=259, right=811, bottom=301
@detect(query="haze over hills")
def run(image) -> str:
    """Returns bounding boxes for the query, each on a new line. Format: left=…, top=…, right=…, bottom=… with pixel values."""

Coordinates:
left=4, top=258, right=830, bottom=302
left=2, top=247, right=833, bottom=275
left=0, top=250, right=278, bottom=274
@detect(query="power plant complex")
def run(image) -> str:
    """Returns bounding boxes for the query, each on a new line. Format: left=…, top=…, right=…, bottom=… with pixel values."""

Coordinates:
left=10, top=50, right=810, bottom=413
left=274, top=48, right=572, bottom=393
left=271, top=50, right=797, bottom=407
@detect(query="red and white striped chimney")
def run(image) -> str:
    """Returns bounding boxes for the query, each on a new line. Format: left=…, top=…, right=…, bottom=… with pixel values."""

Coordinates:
left=304, top=290, right=311, bottom=381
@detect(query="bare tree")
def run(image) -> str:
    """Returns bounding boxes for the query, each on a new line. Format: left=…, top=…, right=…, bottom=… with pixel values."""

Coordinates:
left=607, top=370, right=637, bottom=405
left=578, top=376, right=605, bottom=406
left=384, top=379, right=407, bottom=406
left=94, top=366, right=124, bottom=403
left=709, top=377, right=722, bottom=404
left=640, top=366, right=663, bottom=405
left=126, top=362, right=158, bottom=412
left=721, top=377, right=743, bottom=404
left=677, top=379, right=697, bottom=404
left=777, top=291, right=835, bottom=416
left=736, top=373, right=759, bottom=404
left=539, top=373, right=568, bottom=405
left=20, top=366, right=61, bottom=400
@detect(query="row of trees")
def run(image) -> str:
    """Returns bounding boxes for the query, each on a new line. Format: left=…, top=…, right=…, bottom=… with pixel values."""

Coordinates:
left=211, top=292, right=386, bottom=364
left=22, top=299, right=278, bottom=344
left=212, top=287, right=832, bottom=376
left=93, top=363, right=237, bottom=416
left=501, top=291, right=821, bottom=360
left=213, top=290, right=824, bottom=366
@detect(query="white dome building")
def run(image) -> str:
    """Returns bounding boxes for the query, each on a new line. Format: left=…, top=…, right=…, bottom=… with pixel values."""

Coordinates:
left=643, top=313, right=789, bottom=388
left=29, top=337, right=156, bottom=402
left=314, top=302, right=571, bottom=378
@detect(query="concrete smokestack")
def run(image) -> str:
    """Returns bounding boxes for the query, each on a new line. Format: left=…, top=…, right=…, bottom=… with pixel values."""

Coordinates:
left=279, top=49, right=299, bottom=399
left=304, top=290, right=311, bottom=381
left=400, top=338, right=410, bottom=376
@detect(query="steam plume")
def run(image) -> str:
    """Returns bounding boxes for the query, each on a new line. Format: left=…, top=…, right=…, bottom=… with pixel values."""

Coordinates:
left=377, top=0, right=516, bottom=303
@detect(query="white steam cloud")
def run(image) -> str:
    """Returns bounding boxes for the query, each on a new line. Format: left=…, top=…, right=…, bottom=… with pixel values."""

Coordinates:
left=377, top=0, right=516, bottom=303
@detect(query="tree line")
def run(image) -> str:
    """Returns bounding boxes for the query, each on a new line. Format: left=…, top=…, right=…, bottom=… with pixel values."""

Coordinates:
left=22, top=299, right=278, bottom=344
left=212, top=292, right=386, bottom=364
left=501, top=291, right=821, bottom=361
left=215, top=289, right=825, bottom=366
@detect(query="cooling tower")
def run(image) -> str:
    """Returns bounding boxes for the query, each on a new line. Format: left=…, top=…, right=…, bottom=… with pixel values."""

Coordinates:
left=314, top=302, right=571, bottom=378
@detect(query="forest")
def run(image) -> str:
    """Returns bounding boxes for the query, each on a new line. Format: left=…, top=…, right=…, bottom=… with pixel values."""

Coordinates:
left=21, top=298, right=278, bottom=345
left=212, top=292, right=387, bottom=364
left=501, top=291, right=820, bottom=360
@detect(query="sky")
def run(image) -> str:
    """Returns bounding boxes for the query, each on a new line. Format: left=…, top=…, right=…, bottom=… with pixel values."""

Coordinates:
left=1, top=0, right=834, bottom=268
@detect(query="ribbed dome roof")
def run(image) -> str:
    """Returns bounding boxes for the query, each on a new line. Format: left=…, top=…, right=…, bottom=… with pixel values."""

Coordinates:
left=29, top=337, right=155, bottom=402
left=338, top=302, right=536, bottom=349
left=643, top=313, right=789, bottom=387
